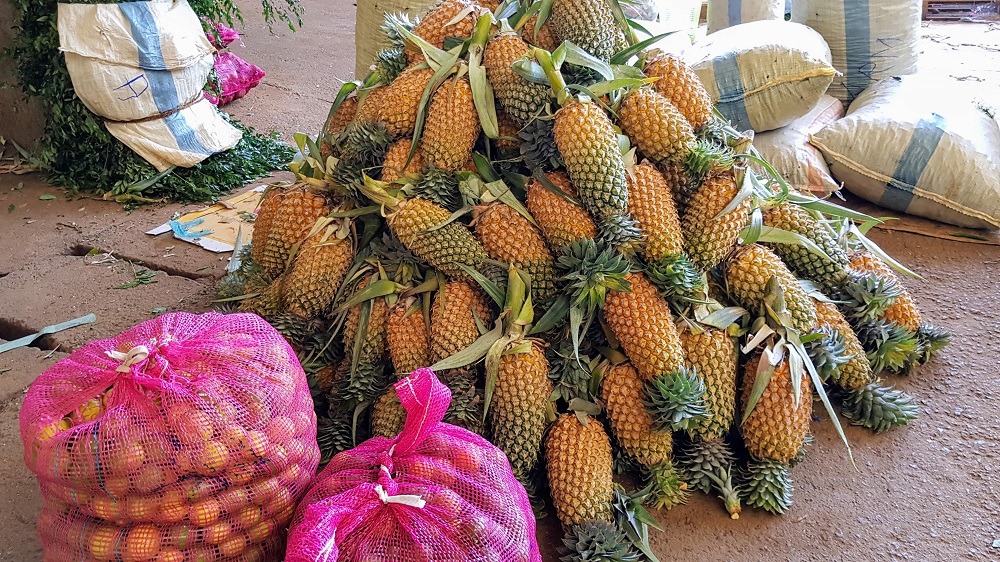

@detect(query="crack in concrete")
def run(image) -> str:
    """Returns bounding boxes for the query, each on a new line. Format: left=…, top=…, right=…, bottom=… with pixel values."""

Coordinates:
left=0, top=317, right=59, bottom=351
left=65, top=243, right=216, bottom=281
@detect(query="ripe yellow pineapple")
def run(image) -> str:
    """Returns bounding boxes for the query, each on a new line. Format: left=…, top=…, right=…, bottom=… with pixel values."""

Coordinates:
left=763, top=202, right=850, bottom=290
left=237, top=272, right=286, bottom=317
left=409, top=0, right=485, bottom=62
left=319, top=96, right=359, bottom=160
left=644, top=52, right=714, bottom=130
left=725, top=244, right=817, bottom=333
left=603, top=272, right=686, bottom=380
left=628, top=162, right=686, bottom=264
left=521, top=14, right=560, bottom=52
left=549, top=0, right=625, bottom=61
left=384, top=197, right=490, bottom=280
left=619, top=88, right=696, bottom=167
left=545, top=414, right=615, bottom=527
left=421, top=76, right=481, bottom=171
left=381, top=139, right=424, bottom=184
left=484, top=31, right=552, bottom=124
left=681, top=170, right=751, bottom=271
left=849, top=252, right=921, bottom=333
left=372, top=389, right=407, bottom=438
left=491, top=341, right=553, bottom=480
left=430, top=280, right=493, bottom=363
left=661, top=163, right=698, bottom=217
left=251, top=185, right=333, bottom=279
left=494, top=111, right=522, bottom=155
left=680, top=328, right=737, bottom=441
left=526, top=172, right=597, bottom=253
left=741, top=353, right=812, bottom=464
left=343, top=295, right=389, bottom=365
left=813, top=300, right=874, bottom=390
left=356, top=86, right=388, bottom=123
left=282, top=224, right=354, bottom=319
left=386, top=299, right=431, bottom=376
left=378, top=66, right=435, bottom=137
left=601, top=362, right=673, bottom=467
left=474, top=202, right=558, bottom=302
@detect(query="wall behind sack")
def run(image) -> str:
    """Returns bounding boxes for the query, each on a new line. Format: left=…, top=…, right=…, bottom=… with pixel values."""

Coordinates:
left=0, top=1, right=45, bottom=150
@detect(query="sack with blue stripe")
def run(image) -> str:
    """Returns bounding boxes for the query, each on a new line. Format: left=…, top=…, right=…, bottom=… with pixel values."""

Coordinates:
left=57, top=0, right=241, bottom=171
left=791, top=0, right=921, bottom=105
left=706, top=0, right=784, bottom=35
left=811, top=76, right=1000, bottom=230
left=686, top=21, right=837, bottom=133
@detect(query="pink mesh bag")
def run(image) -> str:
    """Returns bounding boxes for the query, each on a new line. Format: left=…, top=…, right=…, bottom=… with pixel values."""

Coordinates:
left=206, top=52, right=266, bottom=106
left=20, top=311, right=319, bottom=562
left=205, top=20, right=241, bottom=49
left=286, top=368, right=541, bottom=562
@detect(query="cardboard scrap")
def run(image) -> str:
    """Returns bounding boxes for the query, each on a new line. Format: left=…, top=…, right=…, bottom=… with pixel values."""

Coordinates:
left=146, top=186, right=264, bottom=252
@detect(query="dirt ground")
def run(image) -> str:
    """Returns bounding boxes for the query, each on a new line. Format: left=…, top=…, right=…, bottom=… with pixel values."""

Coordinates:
left=1, top=3, right=999, bottom=560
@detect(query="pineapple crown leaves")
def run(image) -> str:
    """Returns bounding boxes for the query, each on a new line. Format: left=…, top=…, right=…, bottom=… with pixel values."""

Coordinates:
left=685, top=137, right=736, bottom=184
left=916, top=323, right=951, bottom=362
left=558, top=238, right=632, bottom=362
left=739, top=458, right=793, bottom=515
left=560, top=520, right=642, bottom=562
left=642, top=461, right=691, bottom=511
left=643, top=367, right=711, bottom=433
left=597, top=213, right=644, bottom=257
left=803, top=325, right=851, bottom=383
left=837, top=270, right=903, bottom=323
left=381, top=12, right=417, bottom=51
left=547, top=341, right=601, bottom=405
left=676, top=439, right=742, bottom=518
left=521, top=118, right=564, bottom=171
left=839, top=381, right=918, bottom=433
left=407, top=168, right=463, bottom=211
left=645, top=252, right=704, bottom=301
left=853, top=318, right=921, bottom=374
left=611, top=484, right=665, bottom=562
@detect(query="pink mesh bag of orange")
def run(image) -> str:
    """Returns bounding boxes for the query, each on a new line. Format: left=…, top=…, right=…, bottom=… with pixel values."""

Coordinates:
left=286, top=367, right=541, bottom=562
left=20, top=311, right=319, bottom=562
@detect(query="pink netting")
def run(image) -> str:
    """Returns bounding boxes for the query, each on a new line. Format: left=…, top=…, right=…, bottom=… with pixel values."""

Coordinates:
left=205, top=20, right=241, bottom=49
left=20, top=311, right=319, bottom=562
left=206, top=52, right=265, bottom=106
left=286, top=368, right=542, bottom=562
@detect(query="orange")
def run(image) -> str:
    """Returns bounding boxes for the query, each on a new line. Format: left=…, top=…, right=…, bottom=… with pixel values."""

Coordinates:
left=122, top=524, right=160, bottom=562
left=218, top=425, right=249, bottom=461
left=157, top=548, right=184, bottom=562
left=196, top=441, right=231, bottom=475
left=265, top=416, right=296, bottom=443
left=90, top=496, right=123, bottom=522
left=284, top=439, right=306, bottom=463
left=203, top=520, right=232, bottom=545
left=108, top=442, right=146, bottom=474
left=162, top=524, right=194, bottom=549
left=279, top=463, right=303, bottom=487
left=251, top=477, right=280, bottom=504
left=246, top=518, right=275, bottom=544
left=233, top=505, right=262, bottom=530
left=189, top=498, right=221, bottom=527
left=217, top=486, right=250, bottom=513
left=219, top=532, right=248, bottom=558
left=123, top=495, right=160, bottom=520
left=171, top=408, right=214, bottom=445
left=246, top=431, right=269, bottom=459
left=290, top=410, right=314, bottom=436
left=227, top=463, right=255, bottom=486
left=158, top=496, right=187, bottom=524
left=88, top=524, right=122, bottom=561
left=263, top=487, right=292, bottom=517
left=132, top=464, right=175, bottom=494
left=102, top=476, right=132, bottom=498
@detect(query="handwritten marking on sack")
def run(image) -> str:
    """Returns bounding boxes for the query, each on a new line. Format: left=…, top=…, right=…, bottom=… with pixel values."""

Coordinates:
left=115, top=75, right=149, bottom=101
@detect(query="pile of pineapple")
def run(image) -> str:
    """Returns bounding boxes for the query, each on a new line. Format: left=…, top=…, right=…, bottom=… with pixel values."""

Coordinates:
left=219, top=0, right=950, bottom=556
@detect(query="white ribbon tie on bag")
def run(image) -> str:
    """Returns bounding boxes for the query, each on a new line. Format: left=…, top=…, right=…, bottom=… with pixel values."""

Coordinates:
left=105, top=345, right=150, bottom=373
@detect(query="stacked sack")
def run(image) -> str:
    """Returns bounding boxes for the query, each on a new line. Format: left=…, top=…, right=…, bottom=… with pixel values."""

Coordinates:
left=21, top=312, right=319, bottom=562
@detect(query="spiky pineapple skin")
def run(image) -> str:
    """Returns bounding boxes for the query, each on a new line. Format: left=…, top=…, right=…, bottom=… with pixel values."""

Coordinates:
left=526, top=172, right=597, bottom=252
left=627, top=162, right=686, bottom=263
left=849, top=252, right=921, bottom=333
left=430, top=280, right=493, bottom=362
left=386, top=301, right=430, bottom=376
left=356, top=86, right=388, bottom=123
left=491, top=342, right=553, bottom=480
left=282, top=230, right=354, bottom=318
left=475, top=203, right=558, bottom=302
left=421, top=77, right=481, bottom=171
left=681, top=171, right=750, bottom=271
left=644, top=52, right=714, bottom=130
left=378, top=66, right=435, bottom=137
left=252, top=186, right=331, bottom=278
left=237, top=272, right=285, bottom=317
left=726, top=245, right=817, bottom=333
left=388, top=198, right=490, bottom=280
left=321, top=96, right=359, bottom=160
left=381, top=139, right=424, bottom=183
left=603, top=272, right=686, bottom=380
left=741, top=354, right=812, bottom=464
left=550, top=0, right=625, bottom=61
left=763, top=202, right=850, bottom=289
left=495, top=111, right=522, bottom=155
left=546, top=414, right=615, bottom=527
left=680, top=328, right=737, bottom=441
left=410, top=0, right=483, bottom=61
left=372, top=389, right=407, bottom=438
left=484, top=32, right=552, bottom=124
left=814, top=300, right=875, bottom=390
left=619, top=88, right=696, bottom=167
left=554, top=101, right=629, bottom=221
left=601, top=363, right=674, bottom=467
left=343, top=296, right=389, bottom=365
left=521, top=14, right=560, bottom=51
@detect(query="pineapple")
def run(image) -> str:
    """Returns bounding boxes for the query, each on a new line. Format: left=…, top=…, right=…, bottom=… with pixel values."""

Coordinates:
left=421, top=76, right=481, bottom=171
left=553, top=99, right=629, bottom=221
left=549, top=0, right=626, bottom=61
left=237, top=272, right=285, bottom=317
left=338, top=295, right=392, bottom=406
left=601, top=363, right=673, bottom=467
left=356, top=85, right=388, bottom=123
left=545, top=414, right=615, bottom=526
left=680, top=328, right=737, bottom=441
left=491, top=341, right=553, bottom=480
left=381, top=139, right=424, bottom=184
left=619, top=88, right=696, bottom=167
left=409, top=0, right=484, bottom=61
left=627, top=162, right=701, bottom=296
left=681, top=170, right=751, bottom=271
left=813, top=301, right=874, bottom=390
left=372, top=389, right=407, bottom=438
left=430, top=280, right=493, bottom=362
left=251, top=185, right=332, bottom=279
left=644, top=52, right=714, bottom=130
left=603, top=272, right=686, bottom=380
left=386, top=299, right=431, bottom=376
left=343, top=295, right=389, bottom=366
left=521, top=14, right=560, bottom=52
left=526, top=171, right=597, bottom=252
left=474, top=202, right=558, bottom=302
left=849, top=252, right=921, bottom=333
left=741, top=353, right=812, bottom=465
left=378, top=66, right=435, bottom=137
left=661, top=163, right=699, bottom=217
left=282, top=223, right=355, bottom=319
left=494, top=111, right=522, bottom=156
left=320, top=96, right=359, bottom=159
left=384, top=197, right=491, bottom=280
left=725, top=244, right=817, bottom=333
left=484, top=31, right=552, bottom=124
left=763, top=202, right=850, bottom=290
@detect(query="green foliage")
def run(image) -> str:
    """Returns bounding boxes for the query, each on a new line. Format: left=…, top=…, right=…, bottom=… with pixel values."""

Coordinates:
left=4, top=0, right=298, bottom=202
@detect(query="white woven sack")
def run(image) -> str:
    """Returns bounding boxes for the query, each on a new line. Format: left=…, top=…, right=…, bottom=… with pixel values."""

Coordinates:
left=707, top=0, right=784, bottom=34
left=791, top=0, right=921, bottom=105
left=355, top=1, right=438, bottom=79
left=753, top=95, right=845, bottom=195
left=57, top=0, right=241, bottom=170
left=810, top=76, right=1000, bottom=229
left=686, top=21, right=836, bottom=133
